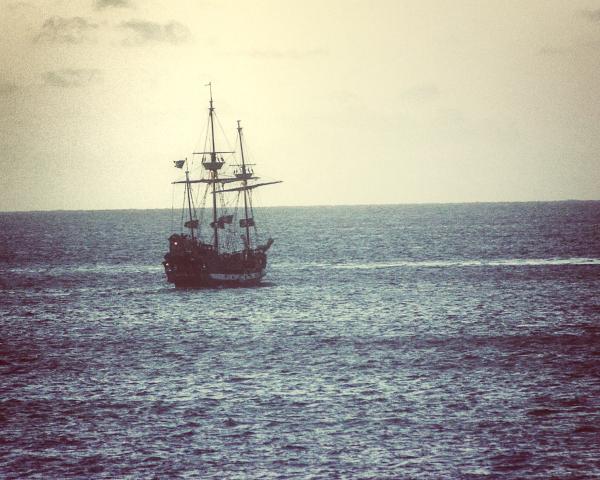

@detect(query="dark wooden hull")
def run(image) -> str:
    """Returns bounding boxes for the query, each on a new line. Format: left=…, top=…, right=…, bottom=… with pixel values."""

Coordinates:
left=163, top=247, right=267, bottom=288
left=163, top=264, right=266, bottom=288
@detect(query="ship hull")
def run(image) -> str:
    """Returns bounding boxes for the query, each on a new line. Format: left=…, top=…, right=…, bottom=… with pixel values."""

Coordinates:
left=164, top=266, right=266, bottom=288
left=163, top=92, right=280, bottom=289
left=163, top=240, right=268, bottom=288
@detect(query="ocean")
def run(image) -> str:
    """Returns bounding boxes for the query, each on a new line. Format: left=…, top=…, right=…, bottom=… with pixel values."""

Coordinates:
left=1, top=202, right=599, bottom=479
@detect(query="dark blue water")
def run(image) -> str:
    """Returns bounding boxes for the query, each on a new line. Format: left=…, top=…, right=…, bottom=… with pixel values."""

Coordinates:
left=1, top=202, right=600, bottom=479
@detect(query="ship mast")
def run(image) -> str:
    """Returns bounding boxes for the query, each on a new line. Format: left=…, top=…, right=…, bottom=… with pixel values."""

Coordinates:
left=208, top=83, right=219, bottom=253
left=184, top=159, right=195, bottom=241
left=237, top=120, right=251, bottom=252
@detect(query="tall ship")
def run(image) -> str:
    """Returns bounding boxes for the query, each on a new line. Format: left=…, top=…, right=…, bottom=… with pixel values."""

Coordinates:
left=163, top=85, right=281, bottom=287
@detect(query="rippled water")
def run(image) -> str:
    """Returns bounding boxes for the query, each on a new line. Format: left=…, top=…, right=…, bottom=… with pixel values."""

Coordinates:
left=1, top=202, right=600, bottom=478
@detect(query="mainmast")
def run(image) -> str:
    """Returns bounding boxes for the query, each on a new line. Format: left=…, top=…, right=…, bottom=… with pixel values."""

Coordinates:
left=237, top=120, right=251, bottom=252
left=207, top=83, right=219, bottom=253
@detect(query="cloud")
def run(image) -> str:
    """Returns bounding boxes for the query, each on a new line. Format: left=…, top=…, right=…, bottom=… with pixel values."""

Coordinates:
left=95, top=0, right=133, bottom=9
left=34, top=16, right=99, bottom=44
left=119, top=20, right=190, bottom=45
left=42, top=69, right=102, bottom=88
left=582, top=9, right=600, bottom=22
left=0, top=80, right=19, bottom=95
left=243, top=48, right=326, bottom=59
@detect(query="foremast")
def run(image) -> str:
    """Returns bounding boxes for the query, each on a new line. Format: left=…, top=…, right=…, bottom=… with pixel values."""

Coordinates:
left=184, top=160, right=195, bottom=241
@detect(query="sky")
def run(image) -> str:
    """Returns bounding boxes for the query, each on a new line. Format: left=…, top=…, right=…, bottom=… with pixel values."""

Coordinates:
left=1, top=0, right=600, bottom=211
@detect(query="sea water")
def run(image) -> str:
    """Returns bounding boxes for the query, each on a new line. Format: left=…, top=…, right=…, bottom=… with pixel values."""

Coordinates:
left=1, top=202, right=599, bottom=479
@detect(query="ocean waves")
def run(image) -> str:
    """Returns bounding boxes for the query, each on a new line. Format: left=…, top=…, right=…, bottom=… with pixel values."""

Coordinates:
left=1, top=203, right=600, bottom=478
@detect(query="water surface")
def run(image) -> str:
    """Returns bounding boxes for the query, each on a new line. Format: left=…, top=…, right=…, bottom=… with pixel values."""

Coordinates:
left=1, top=202, right=599, bottom=478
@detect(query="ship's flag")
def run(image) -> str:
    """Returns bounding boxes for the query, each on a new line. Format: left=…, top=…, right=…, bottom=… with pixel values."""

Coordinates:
left=174, top=160, right=185, bottom=168
left=240, top=218, right=255, bottom=228
left=184, top=219, right=199, bottom=228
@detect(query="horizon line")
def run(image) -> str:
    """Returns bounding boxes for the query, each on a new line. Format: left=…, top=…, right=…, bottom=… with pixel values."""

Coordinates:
left=1, top=198, right=598, bottom=214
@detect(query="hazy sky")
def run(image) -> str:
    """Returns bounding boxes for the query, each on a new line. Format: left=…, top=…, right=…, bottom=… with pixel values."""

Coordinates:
left=1, top=0, right=600, bottom=211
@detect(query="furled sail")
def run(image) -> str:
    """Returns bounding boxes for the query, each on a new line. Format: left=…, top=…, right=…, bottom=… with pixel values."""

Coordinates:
left=210, top=214, right=234, bottom=229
